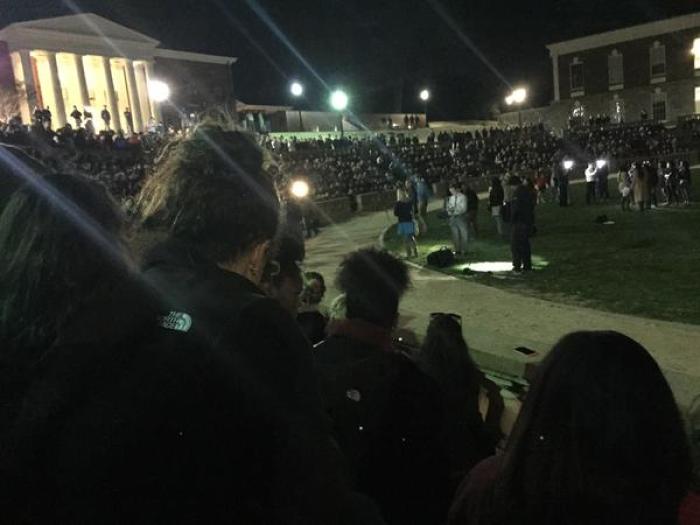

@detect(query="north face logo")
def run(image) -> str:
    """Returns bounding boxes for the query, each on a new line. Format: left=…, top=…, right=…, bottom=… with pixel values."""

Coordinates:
left=158, top=311, right=193, bottom=333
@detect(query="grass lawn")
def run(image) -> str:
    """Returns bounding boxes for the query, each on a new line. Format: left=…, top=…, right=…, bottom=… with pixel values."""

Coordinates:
left=384, top=183, right=700, bottom=325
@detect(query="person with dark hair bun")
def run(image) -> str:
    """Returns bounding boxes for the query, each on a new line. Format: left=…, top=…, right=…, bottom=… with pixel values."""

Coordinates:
left=316, top=247, right=451, bottom=525
left=449, top=331, right=692, bottom=525
left=132, top=124, right=378, bottom=524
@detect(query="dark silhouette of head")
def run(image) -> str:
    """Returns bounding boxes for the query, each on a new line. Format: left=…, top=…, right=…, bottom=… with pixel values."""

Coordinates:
left=490, top=331, right=691, bottom=525
left=0, top=173, right=128, bottom=351
left=336, top=248, right=410, bottom=328
left=420, top=313, right=480, bottom=396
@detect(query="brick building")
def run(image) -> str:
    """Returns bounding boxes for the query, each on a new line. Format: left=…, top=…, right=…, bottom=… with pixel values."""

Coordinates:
left=547, top=12, right=700, bottom=130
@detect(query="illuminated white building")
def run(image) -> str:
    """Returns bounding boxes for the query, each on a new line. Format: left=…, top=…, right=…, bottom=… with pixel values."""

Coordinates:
left=0, top=13, right=237, bottom=132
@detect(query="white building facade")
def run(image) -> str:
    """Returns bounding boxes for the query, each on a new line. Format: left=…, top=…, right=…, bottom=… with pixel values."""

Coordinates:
left=0, top=13, right=236, bottom=132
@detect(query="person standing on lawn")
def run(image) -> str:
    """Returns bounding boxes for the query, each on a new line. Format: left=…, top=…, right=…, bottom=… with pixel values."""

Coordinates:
left=446, top=181, right=469, bottom=256
left=394, top=189, right=418, bottom=258
left=511, top=178, right=535, bottom=273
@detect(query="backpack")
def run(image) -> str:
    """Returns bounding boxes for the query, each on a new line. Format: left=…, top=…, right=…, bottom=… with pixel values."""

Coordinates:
left=427, top=247, right=455, bottom=268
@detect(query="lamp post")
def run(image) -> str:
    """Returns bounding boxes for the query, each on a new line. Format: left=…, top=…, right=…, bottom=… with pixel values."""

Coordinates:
left=505, top=87, right=527, bottom=127
left=419, top=89, right=430, bottom=127
left=289, top=81, right=304, bottom=132
left=330, top=89, right=348, bottom=137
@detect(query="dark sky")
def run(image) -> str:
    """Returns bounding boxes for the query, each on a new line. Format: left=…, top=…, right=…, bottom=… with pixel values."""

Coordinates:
left=1, top=0, right=698, bottom=119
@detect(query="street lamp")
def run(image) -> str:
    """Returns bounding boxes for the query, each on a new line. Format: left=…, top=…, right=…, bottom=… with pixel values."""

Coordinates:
left=148, top=80, right=170, bottom=103
left=290, top=179, right=310, bottom=199
left=290, top=81, right=304, bottom=131
left=419, top=89, right=430, bottom=127
left=505, top=87, right=527, bottom=127
left=330, top=89, right=348, bottom=137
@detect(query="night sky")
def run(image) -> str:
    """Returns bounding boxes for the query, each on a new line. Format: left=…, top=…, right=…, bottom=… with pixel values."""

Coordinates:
left=1, top=0, right=698, bottom=119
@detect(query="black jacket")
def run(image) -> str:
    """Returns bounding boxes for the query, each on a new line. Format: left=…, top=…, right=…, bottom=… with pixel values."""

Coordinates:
left=315, top=322, right=451, bottom=525
left=511, top=185, right=535, bottom=226
left=1, top=240, right=374, bottom=524
left=466, top=189, right=479, bottom=212
left=489, top=185, right=504, bottom=209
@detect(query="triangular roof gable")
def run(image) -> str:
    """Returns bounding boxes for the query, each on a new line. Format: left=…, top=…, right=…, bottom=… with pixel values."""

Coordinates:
left=6, top=13, right=159, bottom=46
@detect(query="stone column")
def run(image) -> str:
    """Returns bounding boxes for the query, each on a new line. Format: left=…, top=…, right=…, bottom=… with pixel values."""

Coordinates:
left=144, top=61, right=161, bottom=123
left=17, top=50, right=38, bottom=121
left=124, top=59, right=143, bottom=132
left=73, top=53, right=90, bottom=109
left=551, top=52, right=560, bottom=102
left=46, top=51, right=67, bottom=127
left=101, top=56, right=120, bottom=131
left=134, top=62, right=152, bottom=123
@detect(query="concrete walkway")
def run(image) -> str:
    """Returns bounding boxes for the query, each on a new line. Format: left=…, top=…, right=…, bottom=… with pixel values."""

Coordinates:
left=305, top=205, right=700, bottom=411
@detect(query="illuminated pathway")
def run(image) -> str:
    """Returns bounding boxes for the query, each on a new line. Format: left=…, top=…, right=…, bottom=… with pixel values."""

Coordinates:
left=305, top=203, right=700, bottom=411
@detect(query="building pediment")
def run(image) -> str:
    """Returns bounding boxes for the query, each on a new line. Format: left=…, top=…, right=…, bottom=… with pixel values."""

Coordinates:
left=0, top=13, right=159, bottom=59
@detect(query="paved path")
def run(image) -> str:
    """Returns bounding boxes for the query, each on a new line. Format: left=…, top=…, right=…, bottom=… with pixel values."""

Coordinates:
left=305, top=204, right=700, bottom=410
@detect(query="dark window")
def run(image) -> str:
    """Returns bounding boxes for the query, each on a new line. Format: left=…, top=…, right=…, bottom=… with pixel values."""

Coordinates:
left=652, top=96, right=666, bottom=121
left=650, top=45, right=666, bottom=78
left=571, top=62, right=584, bottom=91
left=608, top=53, right=623, bottom=86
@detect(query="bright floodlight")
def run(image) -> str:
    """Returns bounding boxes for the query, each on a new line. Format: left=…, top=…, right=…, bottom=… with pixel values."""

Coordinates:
left=330, top=90, right=348, bottom=111
left=563, top=159, right=574, bottom=170
left=290, top=81, right=303, bottom=97
left=291, top=180, right=310, bottom=198
left=148, top=80, right=170, bottom=103
left=596, top=159, right=607, bottom=169
left=419, top=89, right=430, bottom=101
left=505, top=95, right=514, bottom=106
left=512, top=88, right=527, bottom=104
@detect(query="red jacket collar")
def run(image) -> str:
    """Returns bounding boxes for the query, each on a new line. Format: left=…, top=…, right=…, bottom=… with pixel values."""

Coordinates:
left=326, top=318, right=395, bottom=353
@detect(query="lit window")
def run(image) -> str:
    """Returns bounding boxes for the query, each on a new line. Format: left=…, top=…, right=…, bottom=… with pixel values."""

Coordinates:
left=695, top=87, right=700, bottom=114
left=694, top=38, right=700, bottom=70
left=650, top=42, right=666, bottom=78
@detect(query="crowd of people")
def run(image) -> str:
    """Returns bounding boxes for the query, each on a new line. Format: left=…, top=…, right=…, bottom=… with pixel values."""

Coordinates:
left=265, top=120, right=690, bottom=203
left=0, top=123, right=698, bottom=524
left=1, top=116, right=165, bottom=205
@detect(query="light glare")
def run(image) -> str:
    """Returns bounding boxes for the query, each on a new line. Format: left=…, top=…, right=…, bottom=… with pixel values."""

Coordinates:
left=291, top=180, right=310, bottom=198
left=330, top=90, right=348, bottom=111
left=419, top=89, right=430, bottom=101
left=290, top=82, right=303, bottom=97
left=596, top=159, right=607, bottom=169
left=148, top=80, right=170, bottom=103
left=563, top=160, right=574, bottom=170
left=512, top=88, right=527, bottom=104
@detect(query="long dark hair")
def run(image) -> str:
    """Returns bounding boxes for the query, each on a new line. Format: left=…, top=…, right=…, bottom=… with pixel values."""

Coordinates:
left=0, top=173, right=129, bottom=352
left=490, top=331, right=691, bottom=525
left=419, top=314, right=481, bottom=402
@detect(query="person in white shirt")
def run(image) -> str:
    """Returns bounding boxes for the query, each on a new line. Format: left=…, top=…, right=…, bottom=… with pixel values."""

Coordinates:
left=446, top=181, right=469, bottom=255
left=585, top=162, right=597, bottom=205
